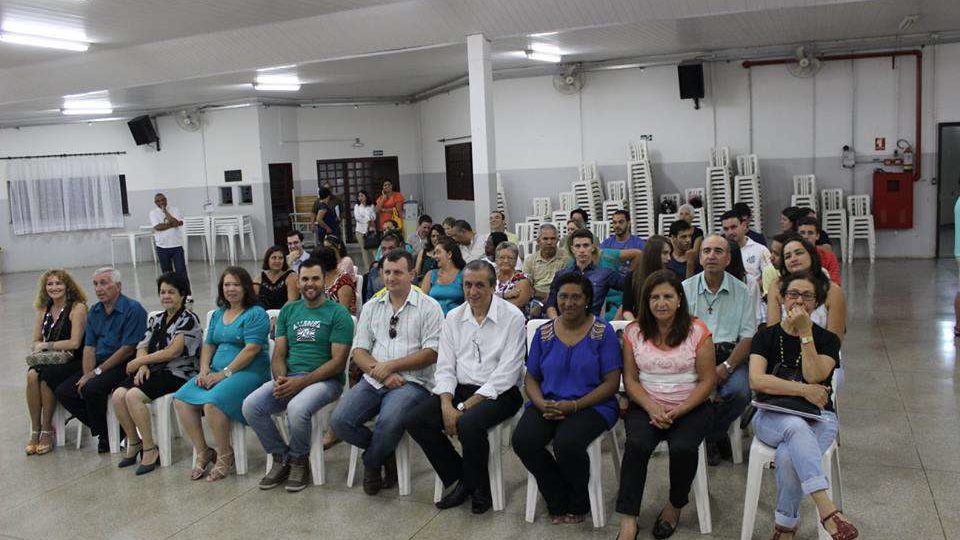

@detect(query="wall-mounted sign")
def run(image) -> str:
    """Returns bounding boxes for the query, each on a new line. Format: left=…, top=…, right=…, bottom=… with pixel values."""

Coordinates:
left=874, top=137, right=886, bottom=151
left=224, top=169, right=242, bottom=182
left=638, top=134, right=654, bottom=141
left=373, top=150, right=384, bottom=157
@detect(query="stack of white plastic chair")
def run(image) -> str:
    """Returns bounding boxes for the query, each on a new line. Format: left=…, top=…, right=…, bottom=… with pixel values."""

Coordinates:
left=211, top=215, right=243, bottom=265
left=736, top=154, right=759, bottom=177
left=847, top=195, right=875, bottom=263
left=572, top=181, right=604, bottom=223
left=606, top=180, right=627, bottom=204
left=709, top=146, right=731, bottom=170
left=558, top=191, right=576, bottom=213
left=602, top=200, right=624, bottom=224
left=524, top=216, right=543, bottom=241
left=496, top=173, right=508, bottom=224
left=240, top=215, right=258, bottom=260
left=590, top=221, right=610, bottom=242
left=657, top=193, right=682, bottom=235
left=734, top=175, right=764, bottom=233
left=181, top=216, right=212, bottom=262
left=532, top=197, right=552, bottom=218
left=791, top=175, right=818, bottom=212
left=820, top=189, right=848, bottom=262
left=551, top=211, right=569, bottom=238
left=706, top=167, right=733, bottom=234
left=626, top=148, right=656, bottom=238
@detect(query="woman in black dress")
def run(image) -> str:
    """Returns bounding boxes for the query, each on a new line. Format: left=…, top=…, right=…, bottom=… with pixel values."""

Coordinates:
left=26, top=269, right=88, bottom=455
left=254, top=246, right=298, bottom=310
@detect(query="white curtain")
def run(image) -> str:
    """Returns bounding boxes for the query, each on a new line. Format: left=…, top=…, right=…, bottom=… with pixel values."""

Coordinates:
left=7, top=155, right=124, bottom=235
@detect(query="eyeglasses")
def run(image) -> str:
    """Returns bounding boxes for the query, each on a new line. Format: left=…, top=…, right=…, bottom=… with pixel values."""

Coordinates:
left=389, top=314, right=399, bottom=339
left=784, top=289, right=816, bottom=301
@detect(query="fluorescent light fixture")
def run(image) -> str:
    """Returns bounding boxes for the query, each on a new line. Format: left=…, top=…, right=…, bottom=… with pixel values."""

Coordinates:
left=0, top=32, right=89, bottom=51
left=529, top=42, right=561, bottom=55
left=525, top=50, right=561, bottom=63
left=252, top=83, right=301, bottom=92
left=61, top=107, right=114, bottom=115
left=62, top=98, right=113, bottom=115
left=529, top=31, right=558, bottom=37
left=84, top=116, right=128, bottom=123
left=257, top=64, right=296, bottom=72
left=2, top=20, right=87, bottom=41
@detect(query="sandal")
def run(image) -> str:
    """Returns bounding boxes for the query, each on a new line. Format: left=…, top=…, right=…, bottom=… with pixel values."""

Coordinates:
left=769, top=525, right=797, bottom=540
left=206, top=452, right=235, bottom=482
left=821, top=510, right=859, bottom=540
left=190, top=447, right=217, bottom=480
left=26, top=431, right=40, bottom=455
left=118, top=440, right=143, bottom=468
left=35, top=430, right=55, bottom=455
left=564, top=514, right=585, bottom=525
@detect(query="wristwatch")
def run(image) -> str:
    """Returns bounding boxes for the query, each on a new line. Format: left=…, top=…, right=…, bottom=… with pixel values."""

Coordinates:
left=456, top=402, right=466, bottom=412
left=223, top=367, right=233, bottom=378
left=800, top=335, right=814, bottom=345
left=722, top=361, right=734, bottom=375
left=94, top=367, right=102, bottom=376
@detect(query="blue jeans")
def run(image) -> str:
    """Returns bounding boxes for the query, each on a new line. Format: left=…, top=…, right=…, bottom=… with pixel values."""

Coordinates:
left=241, top=375, right=343, bottom=459
left=753, top=409, right=839, bottom=529
left=155, top=245, right=191, bottom=294
left=330, top=378, right=430, bottom=468
left=709, top=362, right=751, bottom=442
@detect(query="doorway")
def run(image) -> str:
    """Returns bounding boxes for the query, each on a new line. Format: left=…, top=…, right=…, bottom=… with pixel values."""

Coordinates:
left=268, top=163, right=294, bottom=247
left=316, top=156, right=400, bottom=243
left=936, top=123, right=960, bottom=257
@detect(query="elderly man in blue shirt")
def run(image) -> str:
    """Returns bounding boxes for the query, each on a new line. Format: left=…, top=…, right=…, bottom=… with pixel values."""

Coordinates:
left=56, top=267, right=147, bottom=453
left=545, top=229, right=625, bottom=318
left=682, top=234, right=756, bottom=466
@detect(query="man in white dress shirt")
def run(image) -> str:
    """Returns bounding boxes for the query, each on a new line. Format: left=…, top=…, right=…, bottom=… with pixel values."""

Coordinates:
left=149, top=193, right=191, bottom=294
left=453, top=220, right=488, bottom=263
left=330, top=249, right=444, bottom=496
left=403, top=260, right=525, bottom=514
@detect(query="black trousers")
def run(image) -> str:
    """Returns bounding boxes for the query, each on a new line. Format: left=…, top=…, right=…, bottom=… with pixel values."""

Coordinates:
left=54, top=366, right=126, bottom=438
left=404, top=385, right=522, bottom=494
left=615, top=402, right=712, bottom=516
left=511, top=405, right=607, bottom=517
left=155, top=246, right=191, bottom=294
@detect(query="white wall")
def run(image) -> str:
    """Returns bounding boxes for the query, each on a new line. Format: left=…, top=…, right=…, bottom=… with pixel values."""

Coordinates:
left=0, top=107, right=266, bottom=272
left=418, top=43, right=960, bottom=259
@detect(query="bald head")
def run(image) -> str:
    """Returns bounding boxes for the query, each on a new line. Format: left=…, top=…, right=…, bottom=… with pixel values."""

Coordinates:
left=699, top=234, right=730, bottom=274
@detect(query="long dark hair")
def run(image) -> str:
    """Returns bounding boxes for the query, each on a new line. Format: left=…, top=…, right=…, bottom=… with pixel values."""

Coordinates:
left=726, top=239, right=747, bottom=283
left=216, top=266, right=257, bottom=309
left=779, top=234, right=830, bottom=290
left=357, top=189, right=374, bottom=207
left=436, top=237, right=466, bottom=270
left=630, top=235, right=671, bottom=311
left=261, top=246, right=289, bottom=272
left=637, top=269, right=692, bottom=348
left=424, top=224, right=446, bottom=253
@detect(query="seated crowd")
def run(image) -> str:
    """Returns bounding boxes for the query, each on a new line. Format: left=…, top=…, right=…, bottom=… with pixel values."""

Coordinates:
left=21, top=199, right=856, bottom=540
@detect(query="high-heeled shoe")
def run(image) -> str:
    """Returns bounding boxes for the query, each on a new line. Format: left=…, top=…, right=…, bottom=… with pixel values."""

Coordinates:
left=206, top=452, right=235, bottom=482
left=35, top=430, right=55, bottom=455
left=190, top=447, right=217, bottom=480
left=135, top=446, right=160, bottom=476
left=117, top=441, right=143, bottom=468
left=821, top=510, right=859, bottom=540
left=26, top=431, right=40, bottom=455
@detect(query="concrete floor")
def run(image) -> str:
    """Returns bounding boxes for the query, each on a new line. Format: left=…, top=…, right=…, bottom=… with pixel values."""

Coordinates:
left=0, top=257, right=957, bottom=540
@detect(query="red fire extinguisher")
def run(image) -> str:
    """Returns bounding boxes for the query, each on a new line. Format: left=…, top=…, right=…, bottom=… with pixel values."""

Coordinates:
left=898, top=139, right=914, bottom=172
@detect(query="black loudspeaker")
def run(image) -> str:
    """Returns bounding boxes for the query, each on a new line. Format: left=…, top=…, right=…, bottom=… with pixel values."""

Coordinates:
left=678, top=63, right=705, bottom=105
left=127, top=115, right=159, bottom=147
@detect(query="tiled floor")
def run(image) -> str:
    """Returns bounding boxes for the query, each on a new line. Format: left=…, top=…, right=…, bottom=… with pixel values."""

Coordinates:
left=0, top=257, right=956, bottom=539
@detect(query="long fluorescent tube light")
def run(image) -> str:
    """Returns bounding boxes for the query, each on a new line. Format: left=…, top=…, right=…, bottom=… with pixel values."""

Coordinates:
left=529, top=43, right=561, bottom=55
left=252, top=83, right=301, bottom=92
left=61, top=107, right=114, bottom=115
left=0, top=32, right=89, bottom=51
left=525, top=50, right=561, bottom=63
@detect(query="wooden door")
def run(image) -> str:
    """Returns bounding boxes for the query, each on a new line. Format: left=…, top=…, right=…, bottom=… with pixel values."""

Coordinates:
left=268, top=163, right=294, bottom=247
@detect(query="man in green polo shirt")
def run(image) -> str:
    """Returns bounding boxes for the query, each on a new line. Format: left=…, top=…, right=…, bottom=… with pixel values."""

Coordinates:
left=243, top=258, right=354, bottom=492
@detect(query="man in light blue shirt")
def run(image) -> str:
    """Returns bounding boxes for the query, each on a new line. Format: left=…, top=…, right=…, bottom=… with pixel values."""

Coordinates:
left=682, top=234, right=755, bottom=466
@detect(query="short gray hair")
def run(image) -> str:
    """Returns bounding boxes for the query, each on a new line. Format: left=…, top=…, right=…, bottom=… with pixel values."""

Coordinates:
left=92, top=266, right=121, bottom=284
left=539, top=223, right=558, bottom=234
left=678, top=203, right=695, bottom=215
left=495, top=241, right=520, bottom=260
left=464, top=259, right=496, bottom=286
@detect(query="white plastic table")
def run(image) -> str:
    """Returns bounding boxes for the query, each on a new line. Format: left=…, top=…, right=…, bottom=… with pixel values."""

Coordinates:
left=110, top=232, right=156, bottom=268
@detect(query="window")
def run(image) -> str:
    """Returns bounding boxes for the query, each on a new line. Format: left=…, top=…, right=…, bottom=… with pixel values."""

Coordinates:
left=445, top=142, right=474, bottom=201
left=219, top=186, right=234, bottom=205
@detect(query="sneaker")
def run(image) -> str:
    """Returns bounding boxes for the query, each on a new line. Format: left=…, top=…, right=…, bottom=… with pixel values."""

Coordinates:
left=285, top=456, right=310, bottom=492
left=259, top=454, right=290, bottom=490
left=382, top=453, right=398, bottom=490
left=97, top=436, right=111, bottom=454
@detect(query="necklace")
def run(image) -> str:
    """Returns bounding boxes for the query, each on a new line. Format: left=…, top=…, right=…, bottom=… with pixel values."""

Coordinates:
left=778, top=333, right=802, bottom=371
left=704, top=292, right=721, bottom=314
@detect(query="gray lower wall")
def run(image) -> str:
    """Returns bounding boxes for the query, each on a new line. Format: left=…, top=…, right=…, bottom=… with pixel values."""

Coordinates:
left=421, top=153, right=937, bottom=259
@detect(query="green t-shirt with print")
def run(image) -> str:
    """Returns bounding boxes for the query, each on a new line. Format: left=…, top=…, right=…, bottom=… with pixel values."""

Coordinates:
left=275, top=299, right=355, bottom=381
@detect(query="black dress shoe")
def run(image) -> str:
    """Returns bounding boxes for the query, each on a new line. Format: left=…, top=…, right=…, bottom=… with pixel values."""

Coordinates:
left=97, top=436, right=111, bottom=454
left=471, top=488, right=492, bottom=514
left=705, top=440, right=721, bottom=466
left=718, top=436, right=733, bottom=461
left=652, top=510, right=680, bottom=540
left=436, top=480, right=470, bottom=510
left=382, top=453, right=398, bottom=489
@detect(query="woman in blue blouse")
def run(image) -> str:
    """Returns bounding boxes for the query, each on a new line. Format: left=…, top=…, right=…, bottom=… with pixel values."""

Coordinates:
left=512, top=273, right=623, bottom=524
left=174, top=267, right=270, bottom=482
left=420, top=236, right=465, bottom=315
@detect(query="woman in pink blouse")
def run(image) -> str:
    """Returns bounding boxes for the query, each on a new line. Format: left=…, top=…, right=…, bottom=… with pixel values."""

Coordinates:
left=615, top=270, right=716, bottom=540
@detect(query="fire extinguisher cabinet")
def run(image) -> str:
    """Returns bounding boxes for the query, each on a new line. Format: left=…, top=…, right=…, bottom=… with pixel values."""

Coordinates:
left=872, top=170, right=913, bottom=229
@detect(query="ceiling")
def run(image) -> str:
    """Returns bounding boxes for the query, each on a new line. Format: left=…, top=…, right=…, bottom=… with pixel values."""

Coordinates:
left=0, top=0, right=956, bottom=126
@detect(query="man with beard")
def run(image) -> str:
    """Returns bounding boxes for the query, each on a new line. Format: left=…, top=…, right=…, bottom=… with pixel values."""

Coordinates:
left=600, top=210, right=646, bottom=274
left=243, top=258, right=355, bottom=492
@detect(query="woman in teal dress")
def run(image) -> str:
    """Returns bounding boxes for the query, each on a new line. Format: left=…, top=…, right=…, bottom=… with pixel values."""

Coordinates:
left=174, top=267, right=270, bottom=482
left=420, top=236, right=465, bottom=315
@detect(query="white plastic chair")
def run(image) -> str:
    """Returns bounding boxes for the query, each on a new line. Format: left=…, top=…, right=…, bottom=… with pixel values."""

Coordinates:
left=532, top=197, right=552, bottom=218
left=590, top=221, right=610, bottom=242
left=190, top=422, right=248, bottom=475
left=432, top=421, right=510, bottom=511
left=650, top=440, right=713, bottom=534
left=211, top=216, right=242, bottom=265
left=847, top=195, right=875, bottom=263
left=240, top=215, right=258, bottom=261
left=607, top=181, right=628, bottom=203
left=515, top=223, right=535, bottom=244
left=263, top=403, right=338, bottom=485
left=182, top=216, right=212, bottom=263
left=346, top=432, right=413, bottom=495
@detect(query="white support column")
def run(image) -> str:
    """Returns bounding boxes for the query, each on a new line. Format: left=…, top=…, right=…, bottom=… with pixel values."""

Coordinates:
left=467, top=33, right=497, bottom=235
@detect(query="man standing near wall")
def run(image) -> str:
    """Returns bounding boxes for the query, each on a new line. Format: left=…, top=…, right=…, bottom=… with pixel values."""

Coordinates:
left=149, top=193, right=191, bottom=295
left=489, top=211, right=518, bottom=243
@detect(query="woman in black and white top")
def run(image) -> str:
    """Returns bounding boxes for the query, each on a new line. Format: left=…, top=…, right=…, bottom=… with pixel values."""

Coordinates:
left=111, top=272, right=202, bottom=475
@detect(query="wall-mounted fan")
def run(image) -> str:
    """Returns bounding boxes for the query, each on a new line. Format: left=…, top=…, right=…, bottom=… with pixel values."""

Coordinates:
left=787, top=46, right=822, bottom=78
left=553, top=64, right=585, bottom=95
left=175, top=109, right=203, bottom=132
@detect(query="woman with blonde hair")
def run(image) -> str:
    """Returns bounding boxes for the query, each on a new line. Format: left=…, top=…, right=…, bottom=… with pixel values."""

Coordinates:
left=25, top=269, right=88, bottom=455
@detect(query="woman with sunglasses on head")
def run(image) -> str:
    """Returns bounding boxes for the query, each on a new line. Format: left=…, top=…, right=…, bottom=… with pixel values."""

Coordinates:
left=748, top=272, right=856, bottom=540
left=766, top=235, right=846, bottom=341
left=414, top=224, right=446, bottom=280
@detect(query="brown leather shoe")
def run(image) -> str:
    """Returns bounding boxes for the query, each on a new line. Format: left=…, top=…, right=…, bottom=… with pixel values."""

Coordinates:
left=382, top=453, right=398, bottom=489
left=362, top=464, right=382, bottom=495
